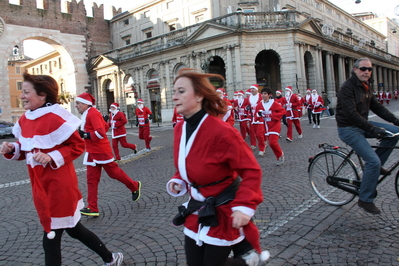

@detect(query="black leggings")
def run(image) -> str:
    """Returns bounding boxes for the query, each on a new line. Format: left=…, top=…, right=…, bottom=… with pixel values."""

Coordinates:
left=42, top=222, right=113, bottom=266
left=185, top=236, right=252, bottom=266
left=312, top=113, right=320, bottom=125
left=307, top=109, right=312, bottom=124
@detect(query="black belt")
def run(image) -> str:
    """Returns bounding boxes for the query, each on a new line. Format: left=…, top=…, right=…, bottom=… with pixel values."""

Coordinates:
left=172, top=177, right=241, bottom=227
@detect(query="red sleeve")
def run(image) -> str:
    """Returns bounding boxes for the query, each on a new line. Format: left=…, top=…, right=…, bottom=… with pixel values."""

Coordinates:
left=86, top=109, right=108, bottom=142
left=114, top=112, right=127, bottom=128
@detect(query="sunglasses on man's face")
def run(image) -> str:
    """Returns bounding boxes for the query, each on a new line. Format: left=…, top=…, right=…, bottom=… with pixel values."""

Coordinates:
left=358, top=67, right=373, bottom=72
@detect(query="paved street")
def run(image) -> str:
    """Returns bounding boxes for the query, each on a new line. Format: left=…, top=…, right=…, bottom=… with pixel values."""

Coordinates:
left=2, top=102, right=399, bottom=266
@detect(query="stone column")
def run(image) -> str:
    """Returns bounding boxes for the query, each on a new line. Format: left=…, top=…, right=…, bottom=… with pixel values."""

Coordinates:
left=325, top=52, right=336, bottom=97
left=383, top=67, right=388, bottom=92
left=225, top=44, right=234, bottom=92
left=234, top=45, right=242, bottom=89
left=317, top=48, right=325, bottom=91
left=388, top=68, right=393, bottom=92
left=165, top=60, right=171, bottom=108
left=337, top=56, right=345, bottom=88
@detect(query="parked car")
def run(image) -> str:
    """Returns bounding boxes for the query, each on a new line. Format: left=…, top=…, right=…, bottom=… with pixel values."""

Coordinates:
left=0, top=121, right=14, bottom=138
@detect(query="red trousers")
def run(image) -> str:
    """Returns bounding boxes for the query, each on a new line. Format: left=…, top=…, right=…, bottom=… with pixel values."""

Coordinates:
left=265, top=134, right=283, bottom=159
left=86, top=162, right=139, bottom=212
left=287, top=119, right=302, bottom=140
left=239, top=121, right=250, bottom=140
left=112, top=136, right=136, bottom=160
left=250, top=123, right=266, bottom=151
left=139, top=126, right=152, bottom=149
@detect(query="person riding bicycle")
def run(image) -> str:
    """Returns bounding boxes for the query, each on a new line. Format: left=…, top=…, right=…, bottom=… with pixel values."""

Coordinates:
left=336, top=57, right=399, bottom=215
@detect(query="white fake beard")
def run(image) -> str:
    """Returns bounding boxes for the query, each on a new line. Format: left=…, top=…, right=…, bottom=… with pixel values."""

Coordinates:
left=138, top=104, right=144, bottom=109
left=285, top=92, right=291, bottom=97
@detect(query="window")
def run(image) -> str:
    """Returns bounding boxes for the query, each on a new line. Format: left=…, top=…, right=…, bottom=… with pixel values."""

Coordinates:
left=123, top=19, right=129, bottom=25
left=145, top=31, right=152, bottom=38
left=125, top=39, right=131, bottom=45
left=17, top=81, right=22, bottom=90
left=169, top=24, right=176, bottom=31
left=15, top=66, right=20, bottom=74
left=195, top=14, right=204, bottom=23
left=243, top=8, right=255, bottom=13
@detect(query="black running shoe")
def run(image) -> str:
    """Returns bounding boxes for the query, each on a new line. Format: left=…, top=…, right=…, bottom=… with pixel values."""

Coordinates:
left=80, top=207, right=99, bottom=216
left=132, top=181, right=142, bottom=201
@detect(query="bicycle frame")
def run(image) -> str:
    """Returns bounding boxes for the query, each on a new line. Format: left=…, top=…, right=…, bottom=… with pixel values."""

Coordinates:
left=317, top=143, right=399, bottom=196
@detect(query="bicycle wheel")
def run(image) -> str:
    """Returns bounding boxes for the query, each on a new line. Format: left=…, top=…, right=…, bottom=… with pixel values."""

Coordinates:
left=395, top=171, right=399, bottom=199
left=308, top=151, right=359, bottom=206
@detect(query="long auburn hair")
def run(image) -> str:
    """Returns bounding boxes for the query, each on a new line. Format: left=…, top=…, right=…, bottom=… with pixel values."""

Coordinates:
left=22, top=71, right=60, bottom=104
left=174, top=68, right=225, bottom=116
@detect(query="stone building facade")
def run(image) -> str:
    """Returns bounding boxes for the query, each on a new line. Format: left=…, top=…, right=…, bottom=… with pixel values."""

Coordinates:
left=88, top=0, right=399, bottom=124
left=0, top=0, right=121, bottom=121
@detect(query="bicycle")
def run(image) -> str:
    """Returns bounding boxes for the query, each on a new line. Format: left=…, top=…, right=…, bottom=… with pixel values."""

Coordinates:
left=308, top=132, right=399, bottom=206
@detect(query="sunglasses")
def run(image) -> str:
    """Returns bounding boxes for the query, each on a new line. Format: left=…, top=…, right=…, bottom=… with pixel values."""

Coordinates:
left=358, top=67, right=373, bottom=72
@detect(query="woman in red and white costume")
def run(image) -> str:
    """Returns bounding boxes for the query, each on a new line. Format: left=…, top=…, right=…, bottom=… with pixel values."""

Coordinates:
left=0, top=73, right=123, bottom=266
left=246, top=84, right=263, bottom=150
left=255, top=87, right=285, bottom=164
left=309, top=89, right=324, bottom=129
left=135, top=99, right=153, bottom=150
left=108, top=102, right=137, bottom=161
left=235, top=90, right=251, bottom=139
left=281, top=86, right=303, bottom=141
left=167, top=69, right=269, bottom=266
left=217, top=88, right=235, bottom=126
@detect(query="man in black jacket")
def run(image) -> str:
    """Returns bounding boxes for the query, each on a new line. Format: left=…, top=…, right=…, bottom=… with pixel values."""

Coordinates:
left=336, top=57, right=399, bottom=215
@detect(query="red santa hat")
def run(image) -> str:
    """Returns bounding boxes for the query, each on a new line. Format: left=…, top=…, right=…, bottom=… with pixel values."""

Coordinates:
left=76, top=92, right=95, bottom=106
left=110, top=103, right=119, bottom=109
left=276, top=90, right=282, bottom=94
left=137, top=99, right=144, bottom=104
left=245, top=89, right=252, bottom=95
left=237, top=90, right=244, bottom=95
left=306, top=89, right=311, bottom=92
left=285, top=86, right=293, bottom=92
left=216, top=88, right=225, bottom=93
left=312, top=89, right=317, bottom=93
left=250, top=84, right=259, bottom=90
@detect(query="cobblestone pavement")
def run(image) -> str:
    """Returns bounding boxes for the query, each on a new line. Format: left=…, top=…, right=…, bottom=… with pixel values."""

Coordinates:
left=2, top=102, right=399, bottom=265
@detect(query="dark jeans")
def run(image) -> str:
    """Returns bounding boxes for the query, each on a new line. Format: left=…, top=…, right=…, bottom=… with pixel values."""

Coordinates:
left=338, top=122, right=399, bottom=202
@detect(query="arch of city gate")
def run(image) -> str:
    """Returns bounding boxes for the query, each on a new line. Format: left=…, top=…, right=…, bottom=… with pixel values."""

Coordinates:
left=0, top=27, right=88, bottom=120
left=255, top=50, right=281, bottom=94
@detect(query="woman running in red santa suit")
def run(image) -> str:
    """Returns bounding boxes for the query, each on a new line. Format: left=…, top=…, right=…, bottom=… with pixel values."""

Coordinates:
left=135, top=99, right=153, bottom=150
left=167, top=68, right=269, bottom=266
left=309, top=89, right=324, bottom=128
left=0, top=72, right=123, bottom=266
left=108, top=103, right=137, bottom=161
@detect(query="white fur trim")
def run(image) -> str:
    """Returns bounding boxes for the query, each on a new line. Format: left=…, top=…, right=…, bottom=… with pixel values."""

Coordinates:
left=166, top=179, right=187, bottom=197
left=76, top=97, right=93, bottom=106
left=231, top=206, right=255, bottom=217
left=47, top=150, right=64, bottom=169
left=51, top=199, right=84, bottom=229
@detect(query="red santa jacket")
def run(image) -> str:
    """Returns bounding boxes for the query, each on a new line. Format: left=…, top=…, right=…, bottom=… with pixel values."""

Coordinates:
left=247, top=93, right=262, bottom=124
left=254, top=99, right=285, bottom=135
left=172, top=107, right=184, bottom=125
left=281, top=94, right=301, bottom=119
left=80, top=107, right=114, bottom=164
left=235, top=97, right=250, bottom=122
left=309, top=95, right=324, bottom=114
left=4, top=104, right=84, bottom=234
left=385, top=92, right=392, bottom=100
left=136, top=106, right=152, bottom=127
left=219, top=98, right=235, bottom=126
left=167, top=114, right=263, bottom=252
left=108, top=110, right=128, bottom=139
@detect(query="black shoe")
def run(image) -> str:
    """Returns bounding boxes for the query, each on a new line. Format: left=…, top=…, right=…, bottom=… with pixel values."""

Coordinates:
left=358, top=200, right=381, bottom=215
left=132, top=181, right=142, bottom=201
left=80, top=207, right=99, bottom=217
left=380, top=167, right=390, bottom=176
left=133, top=144, right=138, bottom=154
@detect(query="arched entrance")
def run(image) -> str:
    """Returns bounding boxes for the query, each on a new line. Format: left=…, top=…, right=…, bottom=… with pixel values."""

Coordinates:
left=205, top=56, right=226, bottom=88
left=147, top=69, right=161, bottom=123
left=103, top=79, right=115, bottom=111
left=255, top=50, right=281, bottom=93
left=304, top=51, right=316, bottom=91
